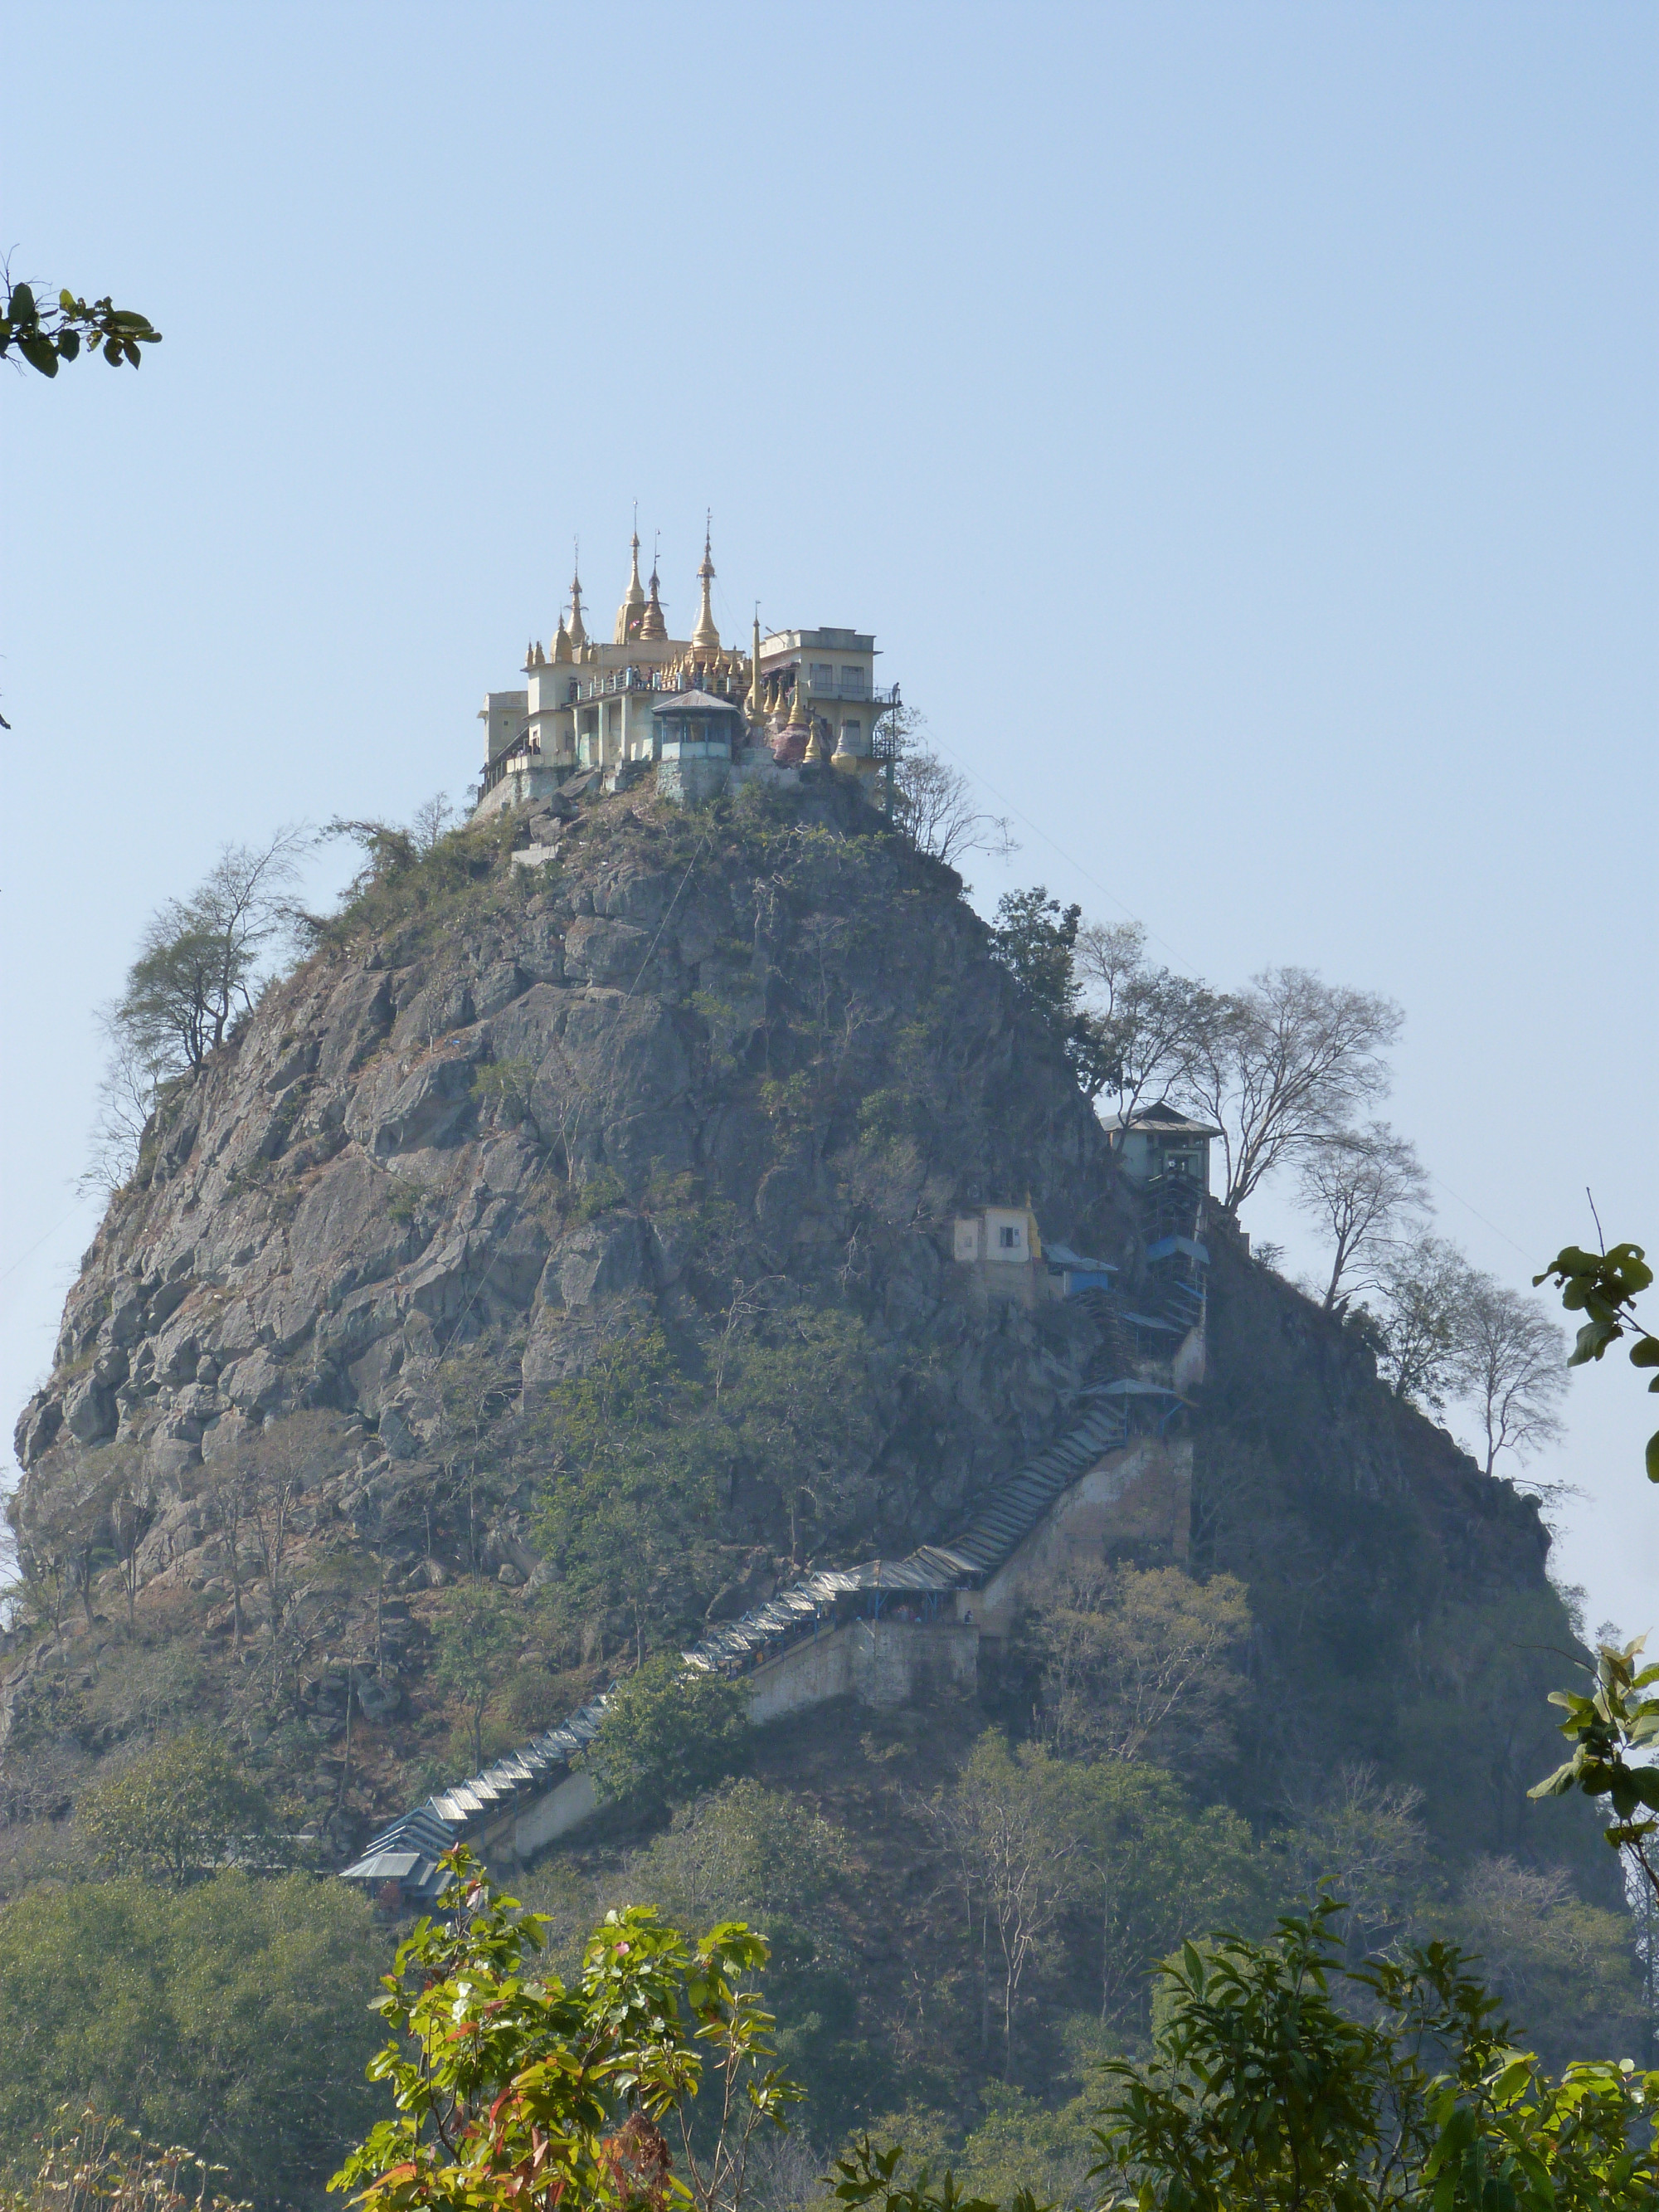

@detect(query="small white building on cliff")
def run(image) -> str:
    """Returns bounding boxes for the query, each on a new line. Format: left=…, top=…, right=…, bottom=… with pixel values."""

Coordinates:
left=474, top=528, right=900, bottom=814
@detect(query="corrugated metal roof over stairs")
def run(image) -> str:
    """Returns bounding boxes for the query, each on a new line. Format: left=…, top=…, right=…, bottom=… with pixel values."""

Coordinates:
left=342, top=1220, right=1205, bottom=1900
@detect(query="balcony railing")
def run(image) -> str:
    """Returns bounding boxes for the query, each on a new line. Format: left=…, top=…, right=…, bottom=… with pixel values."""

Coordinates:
left=481, top=733, right=537, bottom=794
left=810, top=681, right=900, bottom=708
left=541, top=670, right=900, bottom=714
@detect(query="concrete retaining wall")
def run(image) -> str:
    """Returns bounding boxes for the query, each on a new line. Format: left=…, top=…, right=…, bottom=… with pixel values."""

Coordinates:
left=486, top=1619, right=979, bottom=1864
left=974, top=1435, right=1191, bottom=1637
left=512, top=1769, right=599, bottom=1857
left=746, top=1622, right=857, bottom=1722
left=745, top=1615, right=978, bottom=1722
left=473, top=1441, right=1185, bottom=1869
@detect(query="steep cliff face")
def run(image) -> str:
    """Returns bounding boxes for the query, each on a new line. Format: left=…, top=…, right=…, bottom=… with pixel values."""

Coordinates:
left=5, top=777, right=1602, bottom=1900
left=12, top=781, right=1131, bottom=1649
left=1196, top=1229, right=1612, bottom=1897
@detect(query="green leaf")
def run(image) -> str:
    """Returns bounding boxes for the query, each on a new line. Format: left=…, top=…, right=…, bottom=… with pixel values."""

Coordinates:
left=1647, top=1429, right=1659, bottom=1484
left=1569, top=1317, right=1619, bottom=1367
left=1629, top=1337, right=1659, bottom=1368
left=9, top=282, right=36, bottom=324
left=57, top=329, right=80, bottom=361
left=18, top=334, right=58, bottom=376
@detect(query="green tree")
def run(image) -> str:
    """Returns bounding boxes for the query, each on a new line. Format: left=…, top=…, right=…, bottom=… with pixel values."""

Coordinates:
left=585, top=1655, right=750, bottom=1814
left=74, top=1731, right=273, bottom=1883
left=1040, top=1761, right=1263, bottom=2031
left=1447, top=1854, right=1645, bottom=2071
left=722, top=1309, right=881, bottom=1564
left=1091, top=1899, right=1659, bottom=2212
left=1030, top=1566, right=1251, bottom=1772
left=1267, top=1764, right=1428, bottom=1960
left=989, top=889, right=1082, bottom=1043
left=2, top=273, right=160, bottom=375
left=119, top=831, right=309, bottom=1074
left=613, top=1782, right=877, bottom=2146
left=434, top=1583, right=519, bottom=1772
left=0, top=1869, right=385, bottom=2210
left=92, top=830, right=309, bottom=1186
left=923, top=1734, right=1080, bottom=2076
left=956, top=2084, right=1098, bottom=2212
left=617, top=1779, right=843, bottom=1933
left=329, top=1846, right=800, bottom=2212
left=532, top=1325, right=732, bottom=1656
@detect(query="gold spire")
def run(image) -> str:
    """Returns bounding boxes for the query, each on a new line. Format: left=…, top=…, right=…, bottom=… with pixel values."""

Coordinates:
left=747, top=609, right=764, bottom=723
left=614, top=524, right=646, bottom=643
left=640, top=543, right=667, bottom=641
left=567, top=546, right=586, bottom=650
left=552, top=611, right=572, bottom=665
left=786, top=671, right=810, bottom=728
left=690, top=518, right=720, bottom=655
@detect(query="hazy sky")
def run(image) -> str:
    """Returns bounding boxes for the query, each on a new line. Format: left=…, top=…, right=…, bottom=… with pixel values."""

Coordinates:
left=3, top=3, right=1655, bottom=1637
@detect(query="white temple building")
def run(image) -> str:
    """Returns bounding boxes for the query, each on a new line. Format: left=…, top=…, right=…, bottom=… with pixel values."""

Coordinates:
left=473, top=529, right=900, bottom=814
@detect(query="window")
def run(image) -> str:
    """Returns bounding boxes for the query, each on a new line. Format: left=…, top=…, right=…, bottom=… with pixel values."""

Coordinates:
left=999, top=1225, right=1019, bottom=1250
left=810, top=662, right=834, bottom=688
left=837, top=666, right=868, bottom=696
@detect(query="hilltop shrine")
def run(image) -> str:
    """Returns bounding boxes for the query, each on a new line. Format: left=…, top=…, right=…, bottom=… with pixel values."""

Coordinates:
left=473, top=528, right=901, bottom=812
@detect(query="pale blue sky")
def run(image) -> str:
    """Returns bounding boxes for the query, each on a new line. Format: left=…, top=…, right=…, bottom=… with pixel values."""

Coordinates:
left=3, top=2, right=1655, bottom=1635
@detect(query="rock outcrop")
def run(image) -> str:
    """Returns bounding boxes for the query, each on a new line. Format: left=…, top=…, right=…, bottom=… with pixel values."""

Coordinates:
left=5, top=777, right=1605, bottom=1904
left=12, top=780, right=1131, bottom=1602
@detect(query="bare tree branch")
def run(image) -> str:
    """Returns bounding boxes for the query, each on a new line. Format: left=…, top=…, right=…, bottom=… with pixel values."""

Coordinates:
left=1174, top=966, right=1404, bottom=1213
left=1296, top=1123, right=1433, bottom=1310
left=86, top=825, right=311, bottom=1190
left=888, top=711, right=1017, bottom=869
left=1454, top=1276, right=1570, bottom=1478
left=1073, top=921, right=1224, bottom=1127
left=1355, top=1232, right=1474, bottom=1412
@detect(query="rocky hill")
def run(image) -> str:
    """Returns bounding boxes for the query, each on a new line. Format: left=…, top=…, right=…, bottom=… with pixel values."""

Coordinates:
left=4, top=773, right=1608, bottom=1909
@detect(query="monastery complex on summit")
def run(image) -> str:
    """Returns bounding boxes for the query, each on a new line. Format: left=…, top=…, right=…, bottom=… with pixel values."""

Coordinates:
left=473, top=527, right=901, bottom=813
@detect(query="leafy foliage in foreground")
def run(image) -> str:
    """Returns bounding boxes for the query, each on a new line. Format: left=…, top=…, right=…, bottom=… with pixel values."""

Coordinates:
left=329, top=1846, right=799, bottom=2212
left=1531, top=1635, right=1659, bottom=1880
left=1092, top=1899, right=1659, bottom=2212
left=1, top=279, right=160, bottom=376
left=1535, top=1240, right=1658, bottom=1479
left=1530, top=1235, right=1659, bottom=1898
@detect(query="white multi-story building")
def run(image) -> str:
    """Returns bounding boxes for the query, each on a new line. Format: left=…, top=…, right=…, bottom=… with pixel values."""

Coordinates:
left=473, top=529, right=899, bottom=815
